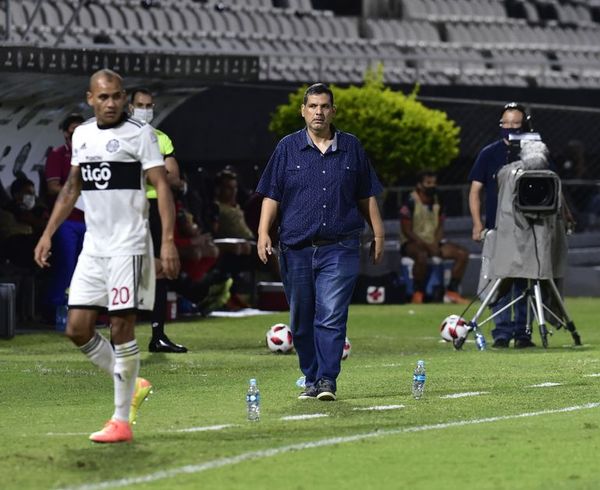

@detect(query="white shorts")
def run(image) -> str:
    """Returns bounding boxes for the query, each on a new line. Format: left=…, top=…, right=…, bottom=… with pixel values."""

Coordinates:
left=68, top=247, right=156, bottom=313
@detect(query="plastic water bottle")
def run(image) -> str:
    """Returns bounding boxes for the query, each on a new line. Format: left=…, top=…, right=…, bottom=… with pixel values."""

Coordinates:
left=296, top=376, right=306, bottom=388
left=246, top=378, right=260, bottom=421
left=412, top=360, right=426, bottom=399
left=475, top=332, right=487, bottom=351
left=55, top=305, right=68, bottom=332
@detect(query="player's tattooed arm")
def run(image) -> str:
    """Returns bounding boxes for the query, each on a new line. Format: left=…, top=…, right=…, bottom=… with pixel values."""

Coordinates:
left=56, top=166, right=83, bottom=207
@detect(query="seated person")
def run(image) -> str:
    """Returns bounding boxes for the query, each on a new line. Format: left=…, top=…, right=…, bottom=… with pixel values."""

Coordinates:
left=0, top=177, right=48, bottom=269
left=213, top=169, right=257, bottom=309
left=173, top=200, right=232, bottom=315
left=399, top=170, right=469, bottom=305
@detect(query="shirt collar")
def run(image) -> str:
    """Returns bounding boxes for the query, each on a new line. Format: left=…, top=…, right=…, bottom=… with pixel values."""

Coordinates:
left=300, top=126, right=342, bottom=153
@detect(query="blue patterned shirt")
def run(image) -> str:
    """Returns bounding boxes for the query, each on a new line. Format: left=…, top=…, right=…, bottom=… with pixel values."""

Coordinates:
left=256, top=128, right=383, bottom=246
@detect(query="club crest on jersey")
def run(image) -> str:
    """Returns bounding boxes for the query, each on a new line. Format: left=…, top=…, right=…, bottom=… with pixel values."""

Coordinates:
left=106, top=139, right=120, bottom=153
left=81, top=162, right=112, bottom=190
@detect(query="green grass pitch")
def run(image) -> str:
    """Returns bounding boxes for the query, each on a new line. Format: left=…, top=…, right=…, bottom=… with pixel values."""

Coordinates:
left=1, top=300, right=599, bottom=490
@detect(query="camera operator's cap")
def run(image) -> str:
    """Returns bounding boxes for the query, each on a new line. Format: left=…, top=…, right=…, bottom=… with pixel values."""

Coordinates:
left=501, top=102, right=532, bottom=132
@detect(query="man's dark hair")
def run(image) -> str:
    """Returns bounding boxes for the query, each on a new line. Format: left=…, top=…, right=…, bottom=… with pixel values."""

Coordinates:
left=215, top=169, right=238, bottom=188
left=10, top=177, right=34, bottom=198
left=130, top=87, right=153, bottom=104
left=303, top=83, right=334, bottom=106
left=416, top=169, right=437, bottom=184
left=59, top=113, right=85, bottom=132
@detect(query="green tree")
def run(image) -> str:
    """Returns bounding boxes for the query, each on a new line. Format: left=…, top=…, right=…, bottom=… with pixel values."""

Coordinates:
left=268, top=69, right=461, bottom=185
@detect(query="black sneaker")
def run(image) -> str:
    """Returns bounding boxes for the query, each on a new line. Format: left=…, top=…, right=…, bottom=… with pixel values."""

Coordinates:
left=148, top=336, right=188, bottom=353
left=298, top=385, right=319, bottom=400
left=515, top=338, right=536, bottom=349
left=492, top=338, right=510, bottom=349
left=316, top=379, right=336, bottom=401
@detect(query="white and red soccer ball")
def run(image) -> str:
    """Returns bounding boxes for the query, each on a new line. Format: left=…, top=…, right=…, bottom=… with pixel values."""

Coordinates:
left=341, top=336, right=352, bottom=360
left=440, top=315, right=468, bottom=342
left=266, top=323, right=294, bottom=353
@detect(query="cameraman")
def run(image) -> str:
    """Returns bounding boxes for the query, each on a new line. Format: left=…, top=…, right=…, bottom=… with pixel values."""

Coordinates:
left=468, top=103, right=534, bottom=349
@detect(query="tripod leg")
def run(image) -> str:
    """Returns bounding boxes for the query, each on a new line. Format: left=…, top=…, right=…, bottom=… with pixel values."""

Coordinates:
left=547, top=279, right=582, bottom=346
left=534, top=281, right=549, bottom=348
left=453, top=278, right=503, bottom=351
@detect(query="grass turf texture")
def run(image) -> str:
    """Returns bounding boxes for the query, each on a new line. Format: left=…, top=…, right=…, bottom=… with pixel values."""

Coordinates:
left=1, top=300, right=599, bottom=490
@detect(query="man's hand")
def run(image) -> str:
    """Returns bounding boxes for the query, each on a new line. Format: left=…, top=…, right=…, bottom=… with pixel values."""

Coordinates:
left=472, top=222, right=484, bottom=242
left=257, top=233, right=272, bottom=264
left=370, top=236, right=384, bottom=264
left=34, top=234, right=52, bottom=268
left=160, top=241, right=180, bottom=280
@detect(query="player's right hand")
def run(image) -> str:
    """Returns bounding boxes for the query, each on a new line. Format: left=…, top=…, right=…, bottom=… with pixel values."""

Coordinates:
left=34, top=235, right=52, bottom=268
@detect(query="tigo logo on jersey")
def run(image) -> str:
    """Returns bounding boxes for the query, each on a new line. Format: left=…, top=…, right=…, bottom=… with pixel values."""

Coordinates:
left=80, top=161, right=142, bottom=191
left=82, top=162, right=112, bottom=190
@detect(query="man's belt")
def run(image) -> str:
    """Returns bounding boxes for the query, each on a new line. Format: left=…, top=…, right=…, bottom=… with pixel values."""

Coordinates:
left=286, top=234, right=358, bottom=250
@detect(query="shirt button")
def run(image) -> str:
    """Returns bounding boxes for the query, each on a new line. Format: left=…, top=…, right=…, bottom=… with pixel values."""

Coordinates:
left=323, top=204, right=326, bottom=208
left=296, top=165, right=300, bottom=169
left=323, top=187, right=326, bottom=191
left=322, top=170, right=325, bottom=174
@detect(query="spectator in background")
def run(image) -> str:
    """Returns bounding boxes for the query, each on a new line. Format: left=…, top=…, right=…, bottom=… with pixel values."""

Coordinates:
left=400, top=170, right=469, bottom=305
left=0, top=177, right=47, bottom=268
left=214, top=169, right=256, bottom=309
left=172, top=200, right=233, bottom=315
left=129, top=88, right=187, bottom=353
left=44, top=113, right=86, bottom=319
left=5, top=176, right=47, bottom=236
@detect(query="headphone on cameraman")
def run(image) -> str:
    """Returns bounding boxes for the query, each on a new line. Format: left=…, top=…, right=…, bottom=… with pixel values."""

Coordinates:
left=500, top=102, right=532, bottom=132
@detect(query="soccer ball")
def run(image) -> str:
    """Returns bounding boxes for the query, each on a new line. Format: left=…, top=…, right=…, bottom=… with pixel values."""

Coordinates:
left=266, top=323, right=294, bottom=353
left=440, top=315, right=468, bottom=342
left=341, top=336, right=352, bottom=360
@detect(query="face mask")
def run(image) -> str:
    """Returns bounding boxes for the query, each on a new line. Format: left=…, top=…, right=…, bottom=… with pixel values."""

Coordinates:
left=133, top=108, right=154, bottom=124
left=500, top=127, right=521, bottom=140
left=21, top=193, right=35, bottom=210
left=423, top=187, right=437, bottom=198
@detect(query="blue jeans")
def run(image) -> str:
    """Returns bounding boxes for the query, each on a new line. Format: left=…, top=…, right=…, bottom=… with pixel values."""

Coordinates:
left=45, top=220, right=85, bottom=306
left=279, top=238, right=360, bottom=391
left=491, top=279, right=529, bottom=341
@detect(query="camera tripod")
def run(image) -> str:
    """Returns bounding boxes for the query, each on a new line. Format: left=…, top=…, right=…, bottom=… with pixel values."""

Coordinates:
left=453, top=277, right=582, bottom=350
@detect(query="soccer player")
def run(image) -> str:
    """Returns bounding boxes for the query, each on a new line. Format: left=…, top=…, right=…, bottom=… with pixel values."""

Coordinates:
left=34, top=69, right=180, bottom=443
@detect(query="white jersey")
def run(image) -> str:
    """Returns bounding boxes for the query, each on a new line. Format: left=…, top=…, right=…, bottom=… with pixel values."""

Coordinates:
left=71, top=115, right=163, bottom=256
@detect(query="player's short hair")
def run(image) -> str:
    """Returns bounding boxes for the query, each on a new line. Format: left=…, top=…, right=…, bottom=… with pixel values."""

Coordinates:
left=89, top=68, right=123, bottom=91
left=303, top=83, right=334, bottom=106
left=59, top=113, right=85, bottom=132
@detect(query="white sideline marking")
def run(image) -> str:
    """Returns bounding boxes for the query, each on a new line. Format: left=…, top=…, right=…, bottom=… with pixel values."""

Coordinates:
left=353, top=405, right=405, bottom=411
left=528, top=382, right=562, bottom=388
left=47, top=432, right=89, bottom=436
left=583, top=373, right=600, bottom=377
left=56, top=403, right=600, bottom=490
left=440, top=392, right=489, bottom=399
left=168, top=424, right=236, bottom=433
left=280, top=414, right=328, bottom=421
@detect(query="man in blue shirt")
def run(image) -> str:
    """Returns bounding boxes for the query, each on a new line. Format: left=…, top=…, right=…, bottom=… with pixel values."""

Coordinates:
left=468, top=102, right=534, bottom=349
left=256, top=83, right=384, bottom=401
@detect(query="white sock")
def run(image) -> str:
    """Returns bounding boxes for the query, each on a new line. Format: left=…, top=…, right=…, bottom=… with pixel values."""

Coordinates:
left=112, top=340, right=140, bottom=422
left=80, top=332, right=115, bottom=375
